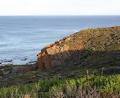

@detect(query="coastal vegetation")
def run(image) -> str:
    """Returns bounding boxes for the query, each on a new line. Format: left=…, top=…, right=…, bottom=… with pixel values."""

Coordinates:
left=0, top=26, right=120, bottom=98
left=0, top=69, right=120, bottom=98
left=0, top=64, right=120, bottom=98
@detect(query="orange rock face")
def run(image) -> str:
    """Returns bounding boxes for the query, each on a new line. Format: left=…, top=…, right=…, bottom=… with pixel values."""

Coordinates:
left=37, top=37, right=85, bottom=69
left=37, top=26, right=120, bottom=69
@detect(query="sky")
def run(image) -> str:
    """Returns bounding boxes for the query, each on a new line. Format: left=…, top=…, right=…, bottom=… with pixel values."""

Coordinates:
left=0, top=0, right=120, bottom=15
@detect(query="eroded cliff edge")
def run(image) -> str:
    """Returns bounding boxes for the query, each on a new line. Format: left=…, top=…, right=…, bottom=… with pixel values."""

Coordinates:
left=37, top=26, right=120, bottom=69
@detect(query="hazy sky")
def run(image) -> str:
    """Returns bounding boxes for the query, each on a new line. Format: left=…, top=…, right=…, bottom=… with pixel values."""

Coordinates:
left=0, top=0, right=120, bottom=15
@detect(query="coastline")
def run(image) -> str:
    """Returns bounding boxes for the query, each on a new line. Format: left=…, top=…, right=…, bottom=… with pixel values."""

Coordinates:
left=0, top=58, right=37, bottom=66
left=0, top=26, right=120, bottom=97
left=0, top=16, right=120, bottom=67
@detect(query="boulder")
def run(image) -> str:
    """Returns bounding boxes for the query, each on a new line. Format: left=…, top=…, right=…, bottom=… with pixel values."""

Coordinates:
left=37, top=26, right=120, bottom=69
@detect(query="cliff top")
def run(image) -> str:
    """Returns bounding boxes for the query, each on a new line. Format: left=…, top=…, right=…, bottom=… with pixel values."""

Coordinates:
left=42, top=26, right=120, bottom=52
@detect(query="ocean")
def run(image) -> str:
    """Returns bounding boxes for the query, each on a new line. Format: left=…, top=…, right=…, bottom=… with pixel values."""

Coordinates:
left=0, top=16, right=120, bottom=65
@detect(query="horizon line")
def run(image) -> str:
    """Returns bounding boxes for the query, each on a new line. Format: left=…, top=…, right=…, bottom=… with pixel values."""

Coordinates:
left=0, top=15, right=120, bottom=16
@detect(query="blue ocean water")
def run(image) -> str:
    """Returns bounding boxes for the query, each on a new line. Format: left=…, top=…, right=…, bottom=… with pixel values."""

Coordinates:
left=0, top=16, right=120, bottom=65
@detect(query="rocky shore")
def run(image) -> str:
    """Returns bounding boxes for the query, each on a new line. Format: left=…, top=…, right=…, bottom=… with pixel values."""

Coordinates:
left=0, top=58, right=36, bottom=66
left=0, top=26, right=120, bottom=98
left=0, top=26, right=120, bottom=88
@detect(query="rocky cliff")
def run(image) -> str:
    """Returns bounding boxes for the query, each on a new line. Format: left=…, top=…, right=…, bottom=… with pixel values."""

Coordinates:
left=37, top=26, right=120, bottom=69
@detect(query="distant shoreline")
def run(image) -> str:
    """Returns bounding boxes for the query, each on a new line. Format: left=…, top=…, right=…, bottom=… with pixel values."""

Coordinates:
left=0, top=16, right=120, bottom=65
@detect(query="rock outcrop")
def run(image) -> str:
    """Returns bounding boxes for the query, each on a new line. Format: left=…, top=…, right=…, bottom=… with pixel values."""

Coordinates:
left=37, top=26, right=120, bottom=69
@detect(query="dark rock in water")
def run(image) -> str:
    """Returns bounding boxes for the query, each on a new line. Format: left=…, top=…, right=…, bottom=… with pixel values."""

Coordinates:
left=3, top=59, right=12, bottom=63
left=0, top=59, right=13, bottom=66
left=27, top=61, right=36, bottom=65
left=21, top=57, right=28, bottom=61
left=0, top=60, right=3, bottom=64
left=37, top=26, right=120, bottom=69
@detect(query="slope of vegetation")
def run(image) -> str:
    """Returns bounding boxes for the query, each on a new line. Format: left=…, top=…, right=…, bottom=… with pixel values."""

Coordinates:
left=1, top=73, right=120, bottom=98
left=0, top=63, right=120, bottom=98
